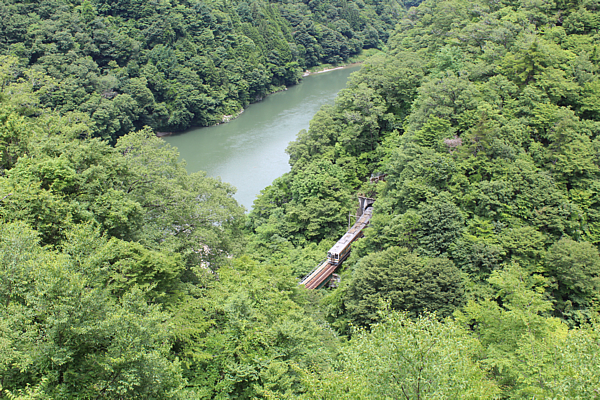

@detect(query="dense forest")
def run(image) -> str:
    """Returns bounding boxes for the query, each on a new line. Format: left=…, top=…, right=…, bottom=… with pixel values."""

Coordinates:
left=2, top=0, right=600, bottom=398
left=0, top=0, right=401, bottom=140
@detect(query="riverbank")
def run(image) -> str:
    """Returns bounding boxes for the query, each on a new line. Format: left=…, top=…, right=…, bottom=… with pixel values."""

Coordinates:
left=157, top=54, right=374, bottom=138
left=164, top=65, right=362, bottom=209
left=302, top=62, right=363, bottom=77
left=301, top=48, right=383, bottom=77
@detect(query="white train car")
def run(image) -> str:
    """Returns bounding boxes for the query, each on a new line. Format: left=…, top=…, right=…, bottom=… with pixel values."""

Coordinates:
left=327, top=207, right=373, bottom=265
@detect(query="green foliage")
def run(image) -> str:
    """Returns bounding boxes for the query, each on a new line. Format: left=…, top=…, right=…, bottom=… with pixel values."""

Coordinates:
left=0, top=75, right=252, bottom=397
left=301, top=311, right=500, bottom=399
left=345, top=246, right=465, bottom=326
left=510, top=323, right=600, bottom=399
left=0, top=221, right=184, bottom=398
left=250, top=159, right=354, bottom=245
left=0, top=0, right=402, bottom=141
left=171, top=256, right=339, bottom=399
left=96, top=238, right=186, bottom=303
left=249, top=0, right=600, bottom=395
left=544, top=237, right=600, bottom=319
left=114, top=128, right=246, bottom=267
left=3, top=0, right=600, bottom=396
left=0, top=124, right=244, bottom=266
left=456, top=263, right=600, bottom=396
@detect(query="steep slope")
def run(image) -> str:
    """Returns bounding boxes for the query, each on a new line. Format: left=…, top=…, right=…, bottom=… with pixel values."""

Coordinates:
left=0, top=0, right=403, bottom=140
left=246, top=0, right=600, bottom=396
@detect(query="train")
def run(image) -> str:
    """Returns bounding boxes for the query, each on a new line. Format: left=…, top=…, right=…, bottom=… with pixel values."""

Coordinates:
left=327, top=206, right=373, bottom=265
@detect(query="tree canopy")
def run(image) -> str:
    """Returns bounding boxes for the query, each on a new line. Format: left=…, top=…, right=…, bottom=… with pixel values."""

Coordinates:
left=0, top=0, right=403, bottom=141
left=2, top=0, right=600, bottom=397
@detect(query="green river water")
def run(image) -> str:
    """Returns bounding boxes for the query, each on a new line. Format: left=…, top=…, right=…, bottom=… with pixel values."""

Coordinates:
left=164, top=65, right=361, bottom=209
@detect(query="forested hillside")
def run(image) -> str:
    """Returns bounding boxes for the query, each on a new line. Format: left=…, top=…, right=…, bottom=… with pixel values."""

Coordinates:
left=2, top=0, right=600, bottom=398
left=248, top=0, right=600, bottom=396
left=0, top=0, right=401, bottom=140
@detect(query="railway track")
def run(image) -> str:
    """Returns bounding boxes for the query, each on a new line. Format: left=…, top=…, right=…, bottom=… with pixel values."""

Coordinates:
left=300, top=205, right=373, bottom=289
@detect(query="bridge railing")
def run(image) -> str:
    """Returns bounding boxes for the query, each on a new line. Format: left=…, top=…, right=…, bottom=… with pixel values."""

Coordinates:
left=299, top=258, right=328, bottom=286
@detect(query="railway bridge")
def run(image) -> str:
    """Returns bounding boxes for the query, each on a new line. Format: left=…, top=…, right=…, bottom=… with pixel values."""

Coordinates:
left=300, top=195, right=374, bottom=289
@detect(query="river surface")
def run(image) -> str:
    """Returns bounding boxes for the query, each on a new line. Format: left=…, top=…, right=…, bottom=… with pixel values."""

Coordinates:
left=164, top=65, right=361, bottom=209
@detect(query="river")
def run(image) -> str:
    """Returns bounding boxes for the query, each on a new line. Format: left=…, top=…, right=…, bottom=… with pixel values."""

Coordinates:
left=164, top=65, right=361, bottom=209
